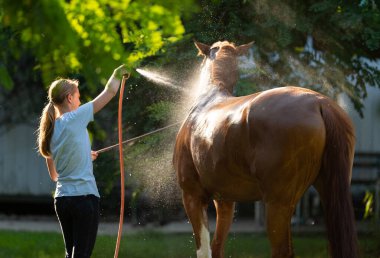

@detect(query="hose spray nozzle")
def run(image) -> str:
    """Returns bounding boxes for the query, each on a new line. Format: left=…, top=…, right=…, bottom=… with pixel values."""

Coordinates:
left=122, top=73, right=130, bottom=80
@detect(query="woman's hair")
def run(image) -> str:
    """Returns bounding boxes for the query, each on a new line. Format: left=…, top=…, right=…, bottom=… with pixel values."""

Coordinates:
left=37, top=78, right=79, bottom=158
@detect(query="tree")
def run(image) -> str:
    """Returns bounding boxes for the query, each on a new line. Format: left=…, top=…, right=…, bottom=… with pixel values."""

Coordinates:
left=0, top=0, right=195, bottom=124
left=0, top=0, right=196, bottom=204
left=184, top=0, right=380, bottom=116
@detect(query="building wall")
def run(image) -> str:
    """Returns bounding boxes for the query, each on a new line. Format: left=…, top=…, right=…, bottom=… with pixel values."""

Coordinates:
left=0, top=124, right=54, bottom=196
left=339, top=86, right=380, bottom=152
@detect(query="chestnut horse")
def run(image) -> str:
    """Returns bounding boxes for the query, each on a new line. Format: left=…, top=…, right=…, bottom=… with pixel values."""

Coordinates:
left=173, top=41, right=358, bottom=258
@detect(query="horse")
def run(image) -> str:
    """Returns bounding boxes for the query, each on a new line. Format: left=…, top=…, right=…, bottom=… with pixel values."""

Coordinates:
left=173, top=41, right=358, bottom=258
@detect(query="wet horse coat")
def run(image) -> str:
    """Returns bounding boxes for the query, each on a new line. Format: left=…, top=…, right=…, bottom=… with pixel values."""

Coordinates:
left=173, top=41, right=358, bottom=258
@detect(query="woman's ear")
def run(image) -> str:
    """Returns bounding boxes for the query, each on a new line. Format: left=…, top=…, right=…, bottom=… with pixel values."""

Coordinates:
left=194, top=41, right=211, bottom=57
left=66, top=94, right=73, bottom=104
left=236, top=41, right=254, bottom=56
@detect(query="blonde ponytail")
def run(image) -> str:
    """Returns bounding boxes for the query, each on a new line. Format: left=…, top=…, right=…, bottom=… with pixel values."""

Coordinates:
left=37, top=78, right=78, bottom=158
left=38, top=102, right=56, bottom=158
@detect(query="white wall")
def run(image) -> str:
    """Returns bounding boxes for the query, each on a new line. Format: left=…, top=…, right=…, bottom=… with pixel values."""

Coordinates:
left=0, top=124, right=54, bottom=196
left=339, top=86, right=380, bottom=152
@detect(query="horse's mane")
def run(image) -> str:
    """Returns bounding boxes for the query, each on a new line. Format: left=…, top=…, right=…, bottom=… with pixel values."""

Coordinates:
left=210, top=41, right=236, bottom=49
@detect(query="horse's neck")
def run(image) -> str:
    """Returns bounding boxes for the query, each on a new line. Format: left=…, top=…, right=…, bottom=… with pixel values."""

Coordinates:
left=212, top=80, right=235, bottom=93
left=189, top=86, right=231, bottom=116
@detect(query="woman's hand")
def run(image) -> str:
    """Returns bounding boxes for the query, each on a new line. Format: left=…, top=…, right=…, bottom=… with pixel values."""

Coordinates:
left=113, top=64, right=129, bottom=80
left=91, top=151, right=99, bottom=161
left=105, top=64, right=129, bottom=95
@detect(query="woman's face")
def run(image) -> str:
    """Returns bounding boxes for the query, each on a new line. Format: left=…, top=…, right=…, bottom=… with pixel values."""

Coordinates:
left=68, top=87, right=81, bottom=111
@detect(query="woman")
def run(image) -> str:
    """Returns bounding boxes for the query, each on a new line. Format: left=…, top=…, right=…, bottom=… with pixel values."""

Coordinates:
left=37, top=64, right=128, bottom=258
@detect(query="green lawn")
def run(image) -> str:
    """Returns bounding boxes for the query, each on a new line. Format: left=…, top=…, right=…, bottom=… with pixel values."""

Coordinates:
left=0, top=230, right=378, bottom=258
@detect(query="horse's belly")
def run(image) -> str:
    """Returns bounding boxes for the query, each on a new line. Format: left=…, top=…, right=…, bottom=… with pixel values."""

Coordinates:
left=191, top=129, right=261, bottom=201
left=198, top=167, right=263, bottom=202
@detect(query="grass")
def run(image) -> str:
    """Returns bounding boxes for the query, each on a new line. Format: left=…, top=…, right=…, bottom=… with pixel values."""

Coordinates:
left=0, top=230, right=378, bottom=258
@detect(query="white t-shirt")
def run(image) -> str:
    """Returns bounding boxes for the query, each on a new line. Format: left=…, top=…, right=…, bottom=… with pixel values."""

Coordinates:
left=50, top=102, right=100, bottom=198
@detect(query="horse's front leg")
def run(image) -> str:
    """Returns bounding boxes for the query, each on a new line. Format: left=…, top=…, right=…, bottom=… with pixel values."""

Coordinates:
left=211, top=200, right=235, bottom=258
left=182, top=190, right=211, bottom=258
left=266, top=202, right=295, bottom=258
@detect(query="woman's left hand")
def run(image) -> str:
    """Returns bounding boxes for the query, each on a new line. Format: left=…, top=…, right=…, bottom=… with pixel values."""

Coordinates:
left=91, top=151, right=99, bottom=161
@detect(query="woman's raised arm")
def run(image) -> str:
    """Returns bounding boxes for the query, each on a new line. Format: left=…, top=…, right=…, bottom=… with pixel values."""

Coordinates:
left=92, top=64, right=128, bottom=114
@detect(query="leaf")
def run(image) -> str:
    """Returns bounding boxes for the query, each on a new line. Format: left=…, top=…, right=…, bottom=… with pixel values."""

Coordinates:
left=0, top=64, right=14, bottom=90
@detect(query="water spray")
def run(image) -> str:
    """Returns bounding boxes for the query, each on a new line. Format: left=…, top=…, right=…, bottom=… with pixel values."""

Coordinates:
left=136, top=68, right=186, bottom=92
left=96, top=67, right=184, bottom=155
left=95, top=71, right=183, bottom=258
left=96, top=68, right=197, bottom=258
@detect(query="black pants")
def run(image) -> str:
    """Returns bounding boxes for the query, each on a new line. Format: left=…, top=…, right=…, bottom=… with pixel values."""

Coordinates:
left=55, top=195, right=100, bottom=258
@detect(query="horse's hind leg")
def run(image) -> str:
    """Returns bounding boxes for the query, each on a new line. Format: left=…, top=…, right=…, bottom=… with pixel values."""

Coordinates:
left=265, top=202, right=295, bottom=258
left=182, top=191, right=211, bottom=258
left=211, top=200, right=235, bottom=258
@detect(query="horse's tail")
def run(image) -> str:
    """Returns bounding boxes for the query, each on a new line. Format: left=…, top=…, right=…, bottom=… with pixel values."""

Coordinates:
left=318, top=100, right=359, bottom=258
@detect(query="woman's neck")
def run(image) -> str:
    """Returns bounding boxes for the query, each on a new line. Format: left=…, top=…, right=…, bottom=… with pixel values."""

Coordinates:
left=56, top=105, right=71, bottom=119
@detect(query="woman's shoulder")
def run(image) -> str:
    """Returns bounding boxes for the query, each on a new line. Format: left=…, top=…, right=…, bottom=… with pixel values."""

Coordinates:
left=63, top=102, right=93, bottom=120
left=74, top=102, right=93, bottom=115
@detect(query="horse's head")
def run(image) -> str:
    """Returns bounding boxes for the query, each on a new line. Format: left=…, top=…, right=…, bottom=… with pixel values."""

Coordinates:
left=195, top=41, right=253, bottom=94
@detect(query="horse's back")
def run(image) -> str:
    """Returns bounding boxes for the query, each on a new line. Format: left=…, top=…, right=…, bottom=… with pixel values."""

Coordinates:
left=249, top=86, right=326, bottom=146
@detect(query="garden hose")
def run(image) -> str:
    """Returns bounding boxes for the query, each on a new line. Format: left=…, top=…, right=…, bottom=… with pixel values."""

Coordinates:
left=114, top=73, right=129, bottom=258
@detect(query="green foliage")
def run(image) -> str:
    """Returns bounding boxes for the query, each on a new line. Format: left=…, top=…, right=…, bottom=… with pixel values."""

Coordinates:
left=0, top=0, right=192, bottom=142
left=1, top=0, right=81, bottom=86
left=146, top=101, right=174, bottom=124
left=363, top=190, right=374, bottom=219
left=235, top=79, right=259, bottom=96
left=0, top=64, right=13, bottom=90
left=185, top=0, right=380, bottom=116
left=0, top=0, right=189, bottom=89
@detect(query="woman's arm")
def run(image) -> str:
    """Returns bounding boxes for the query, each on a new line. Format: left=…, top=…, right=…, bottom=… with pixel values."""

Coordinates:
left=93, top=64, right=128, bottom=114
left=92, top=89, right=116, bottom=114
left=46, top=158, right=58, bottom=182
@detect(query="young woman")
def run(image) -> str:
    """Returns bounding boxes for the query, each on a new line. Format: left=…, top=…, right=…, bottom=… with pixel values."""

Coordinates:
left=37, top=64, right=128, bottom=258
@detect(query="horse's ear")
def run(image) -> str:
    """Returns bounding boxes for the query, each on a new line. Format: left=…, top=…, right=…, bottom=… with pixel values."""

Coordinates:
left=236, top=41, right=254, bottom=56
left=194, top=41, right=211, bottom=57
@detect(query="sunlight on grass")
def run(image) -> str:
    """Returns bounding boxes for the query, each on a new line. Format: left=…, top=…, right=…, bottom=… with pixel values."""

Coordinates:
left=0, top=230, right=378, bottom=258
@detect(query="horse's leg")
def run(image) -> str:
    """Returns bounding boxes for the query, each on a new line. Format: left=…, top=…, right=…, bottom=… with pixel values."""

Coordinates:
left=211, top=200, right=235, bottom=258
left=265, top=202, right=295, bottom=258
left=182, top=191, right=211, bottom=258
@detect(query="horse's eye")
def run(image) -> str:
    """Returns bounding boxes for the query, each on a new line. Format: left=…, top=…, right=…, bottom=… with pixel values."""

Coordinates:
left=210, top=47, right=219, bottom=60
